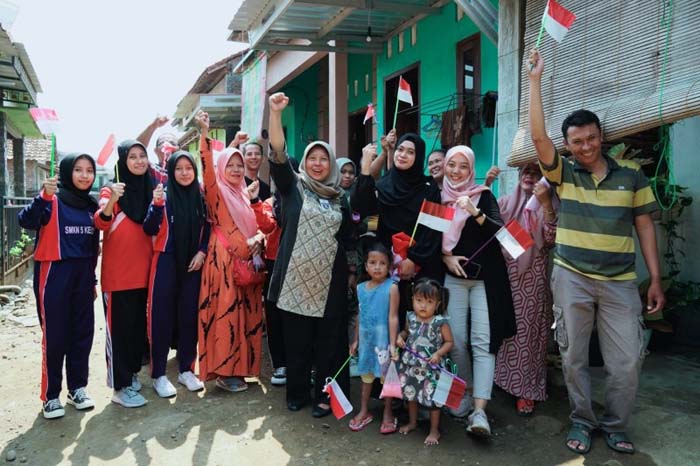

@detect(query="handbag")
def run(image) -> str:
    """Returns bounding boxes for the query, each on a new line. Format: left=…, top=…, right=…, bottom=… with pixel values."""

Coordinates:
left=212, top=226, right=266, bottom=286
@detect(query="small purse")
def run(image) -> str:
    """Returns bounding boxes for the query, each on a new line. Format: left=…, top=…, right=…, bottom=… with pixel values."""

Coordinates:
left=212, top=226, right=266, bottom=286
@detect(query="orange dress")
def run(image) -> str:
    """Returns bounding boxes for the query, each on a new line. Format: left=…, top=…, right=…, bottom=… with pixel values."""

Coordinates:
left=197, top=137, right=263, bottom=380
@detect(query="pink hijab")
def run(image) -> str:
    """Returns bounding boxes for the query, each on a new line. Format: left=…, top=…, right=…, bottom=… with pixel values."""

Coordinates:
left=215, top=148, right=258, bottom=238
left=498, top=163, right=554, bottom=275
left=441, top=145, right=490, bottom=254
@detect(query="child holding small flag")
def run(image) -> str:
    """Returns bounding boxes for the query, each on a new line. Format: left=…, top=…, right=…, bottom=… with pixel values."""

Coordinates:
left=396, top=278, right=453, bottom=446
left=348, top=243, right=399, bottom=434
left=440, top=146, right=515, bottom=437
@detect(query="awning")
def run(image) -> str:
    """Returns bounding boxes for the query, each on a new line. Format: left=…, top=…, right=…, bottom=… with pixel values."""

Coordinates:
left=172, top=94, right=242, bottom=131
left=228, top=0, right=451, bottom=54
left=508, top=0, right=700, bottom=166
left=0, top=107, right=42, bottom=138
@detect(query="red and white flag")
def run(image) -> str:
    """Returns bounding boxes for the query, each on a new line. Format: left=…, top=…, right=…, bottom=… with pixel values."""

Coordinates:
left=29, top=108, right=60, bottom=135
left=160, top=142, right=179, bottom=157
left=417, top=200, right=455, bottom=233
left=397, top=76, right=413, bottom=106
left=495, top=219, right=535, bottom=260
left=323, top=379, right=353, bottom=419
left=541, top=0, right=576, bottom=43
left=433, top=371, right=467, bottom=410
left=363, top=103, right=376, bottom=125
left=210, top=139, right=225, bottom=151
left=96, top=134, right=116, bottom=166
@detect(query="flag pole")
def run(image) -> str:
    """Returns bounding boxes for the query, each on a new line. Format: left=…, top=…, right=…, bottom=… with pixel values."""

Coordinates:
left=391, top=76, right=402, bottom=130
left=50, top=133, right=56, bottom=177
left=535, top=17, right=546, bottom=48
left=115, top=163, right=120, bottom=183
left=408, top=199, right=426, bottom=246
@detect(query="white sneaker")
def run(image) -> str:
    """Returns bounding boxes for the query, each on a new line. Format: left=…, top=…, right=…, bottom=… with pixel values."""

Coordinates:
left=67, top=387, right=95, bottom=410
left=270, top=367, right=287, bottom=386
left=153, top=376, right=177, bottom=398
left=112, top=387, right=148, bottom=408
left=178, top=371, right=204, bottom=392
left=43, top=399, right=65, bottom=419
left=449, top=396, right=473, bottom=418
left=131, top=374, right=142, bottom=391
left=466, top=409, right=491, bottom=438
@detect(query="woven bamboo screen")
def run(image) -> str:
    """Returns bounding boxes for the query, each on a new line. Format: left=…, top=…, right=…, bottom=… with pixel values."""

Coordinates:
left=508, top=0, right=700, bottom=167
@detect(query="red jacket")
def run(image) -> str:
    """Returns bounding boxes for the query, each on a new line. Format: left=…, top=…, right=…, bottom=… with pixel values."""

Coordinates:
left=252, top=197, right=280, bottom=261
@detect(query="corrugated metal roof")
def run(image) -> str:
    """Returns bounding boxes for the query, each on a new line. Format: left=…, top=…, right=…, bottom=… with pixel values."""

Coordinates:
left=228, top=0, right=448, bottom=54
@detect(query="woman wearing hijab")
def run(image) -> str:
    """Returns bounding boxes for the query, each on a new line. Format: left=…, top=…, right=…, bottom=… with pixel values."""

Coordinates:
left=142, top=151, right=209, bottom=397
left=491, top=163, right=557, bottom=416
left=194, top=112, right=265, bottom=393
left=268, top=93, right=354, bottom=417
left=94, top=140, right=153, bottom=408
left=351, top=131, right=442, bottom=322
left=19, top=154, right=100, bottom=419
left=440, top=146, right=515, bottom=437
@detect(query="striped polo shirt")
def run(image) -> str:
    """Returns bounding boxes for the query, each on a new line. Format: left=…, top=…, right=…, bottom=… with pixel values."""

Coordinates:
left=540, top=151, right=658, bottom=281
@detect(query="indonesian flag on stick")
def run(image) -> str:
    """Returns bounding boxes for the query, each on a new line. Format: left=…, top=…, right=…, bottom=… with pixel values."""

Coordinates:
left=433, top=371, right=468, bottom=410
left=323, top=378, right=353, bottom=419
left=29, top=108, right=60, bottom=135
left=363, top=103, right=376, bottom=125
left=495, top=220, right=535, bottom=260
left=397, top=76, right=413, bottom=105
left=96, top=134, right=116, bottom=166
left=416, top=200, right=455, bottom=233
left=210, top=139, right=225, bottom=151
left=160, top=142, right=179, bottom=157
left=541, top=0, right=576, bottom=43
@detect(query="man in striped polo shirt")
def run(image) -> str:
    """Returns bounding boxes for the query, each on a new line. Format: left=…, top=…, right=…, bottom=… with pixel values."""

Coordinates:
left=528, top=49, right=665, bottom=455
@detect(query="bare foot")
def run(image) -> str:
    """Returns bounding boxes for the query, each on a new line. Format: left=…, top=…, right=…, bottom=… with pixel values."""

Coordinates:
left=424, top=429, right=440, bottom=446
left=399, top=422, right=417, bottom=435
left=567, top=440, right=587, bottom=452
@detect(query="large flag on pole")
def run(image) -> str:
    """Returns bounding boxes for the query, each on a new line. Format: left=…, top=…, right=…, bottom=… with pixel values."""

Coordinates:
left=29, top=108, right=60, bottom=135
left=323, top=379, right=353, bottom=419
left=495, top=220, right=535, bottom=259
left=541, top=0, right=576, bottom=43
left=416, top=200, right=455, bottom=233
left=397, top=76, right=413, bottom=105
left=96, top=134, right=116, bottom=166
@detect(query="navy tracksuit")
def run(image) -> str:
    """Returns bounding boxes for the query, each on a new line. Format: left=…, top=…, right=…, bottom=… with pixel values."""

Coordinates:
left=143, top=201, right=209, bottom=378
left=18, top=193, right=99, bottom=402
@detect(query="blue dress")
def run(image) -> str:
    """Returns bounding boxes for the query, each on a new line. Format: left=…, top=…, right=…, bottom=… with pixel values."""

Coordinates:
left=356, top=279, right=395, bottom=378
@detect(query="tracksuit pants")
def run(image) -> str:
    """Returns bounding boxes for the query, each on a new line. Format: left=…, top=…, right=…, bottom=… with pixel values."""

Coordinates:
left=264, top=259, right=285, bottom=369
left=147, top=252, right=200, bottom=378
left=103, top=288, right=147, bottom=390
left=34, top=258, right=95, bottom=402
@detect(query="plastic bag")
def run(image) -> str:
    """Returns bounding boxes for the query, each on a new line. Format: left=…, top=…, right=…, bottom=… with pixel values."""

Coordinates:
left=380, top=360, right=403, bottom=399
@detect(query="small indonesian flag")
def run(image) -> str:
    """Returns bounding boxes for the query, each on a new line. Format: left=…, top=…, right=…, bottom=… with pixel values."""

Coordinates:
left=416, top=200, right=455, bottom=233
left=542, top=0, right=576, bottom=43
left=433, top=371, right=467, bottom=410
left=96, top=134, right=116, bottom=166
left=210, top=139, right=225, bottom=151
left=397, top=76, right=413, bottom=106
left=160, top=142, right=179, bottom=157
left=495, top=219, right=535, bottom=260
left=29, top=108, right=60, bottom=135
left=323, top=378, right=353, bottom=419
left=363, top=103, right=376, bottom=125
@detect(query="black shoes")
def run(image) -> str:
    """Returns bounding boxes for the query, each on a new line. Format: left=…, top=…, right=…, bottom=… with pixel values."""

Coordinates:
left=287, top=400, right=306, bottom=412
left=311, top=404, right=331, bottom=418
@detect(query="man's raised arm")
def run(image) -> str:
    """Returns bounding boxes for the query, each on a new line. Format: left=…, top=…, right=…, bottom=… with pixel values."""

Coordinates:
left=528, top=49, right=556, bottom=167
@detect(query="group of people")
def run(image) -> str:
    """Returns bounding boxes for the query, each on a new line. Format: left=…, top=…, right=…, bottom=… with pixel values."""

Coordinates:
left=21, top=49, right=664, bottom=455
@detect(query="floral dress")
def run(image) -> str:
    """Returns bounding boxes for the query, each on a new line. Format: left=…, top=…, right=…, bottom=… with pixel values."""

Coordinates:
left=398, top=312, right=449, bottom=407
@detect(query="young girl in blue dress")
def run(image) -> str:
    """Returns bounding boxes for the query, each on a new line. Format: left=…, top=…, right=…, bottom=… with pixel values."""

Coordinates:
left=349, top=243, right=399, bottom=434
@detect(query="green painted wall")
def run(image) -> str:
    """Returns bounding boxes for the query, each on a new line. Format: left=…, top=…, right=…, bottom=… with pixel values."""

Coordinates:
left=375, top=3, right=498, bottom=187
left=280, top=64, right=320, bottom=160
left=347, top=54, right=374, bottom=113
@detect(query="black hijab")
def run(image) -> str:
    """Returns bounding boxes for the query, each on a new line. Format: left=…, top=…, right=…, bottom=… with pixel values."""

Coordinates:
left=167, top=151, right=206, bottom=278
left=115, top=139, right=152, bottom=223
left=376, top=133, right=432, bottom=207
left=57, top=153, right=99, bottom=211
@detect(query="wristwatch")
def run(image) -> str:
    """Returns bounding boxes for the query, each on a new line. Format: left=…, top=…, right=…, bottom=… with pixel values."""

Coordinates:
left=474, top=209, right=485, bottom=219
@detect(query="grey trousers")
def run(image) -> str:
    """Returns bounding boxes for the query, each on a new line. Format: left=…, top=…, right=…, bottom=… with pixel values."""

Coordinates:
left=551, top=265, right=645, bottom=432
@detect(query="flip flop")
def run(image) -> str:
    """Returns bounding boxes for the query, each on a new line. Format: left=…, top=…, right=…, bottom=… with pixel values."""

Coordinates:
left=349, top=414, right=374, bottom=432
left=565, top=422, right=592, bottom=454
left=604, top=432, right=635, bottom=454
left=516, top=398, right=534, bottom=417
left=380, top=417, right=398, bottom=435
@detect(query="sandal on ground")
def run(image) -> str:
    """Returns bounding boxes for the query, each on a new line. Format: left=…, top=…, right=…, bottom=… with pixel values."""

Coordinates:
left=604, top=432, right=635, bottom=454
left=349, top=414, right=374, bottom=431
left=516, top=398, right=535, bottom=417
left=566, top=422, right=592, bottom=454
left=380, top=417, right=398, bottom=434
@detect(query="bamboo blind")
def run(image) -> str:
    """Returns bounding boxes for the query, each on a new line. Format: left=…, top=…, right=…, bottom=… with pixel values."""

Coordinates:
left=508, top=0, right=700, bottom=166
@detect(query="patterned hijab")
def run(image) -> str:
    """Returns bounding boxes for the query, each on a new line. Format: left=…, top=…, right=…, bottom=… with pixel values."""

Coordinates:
left=298, top=141, right=342, bottom=199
